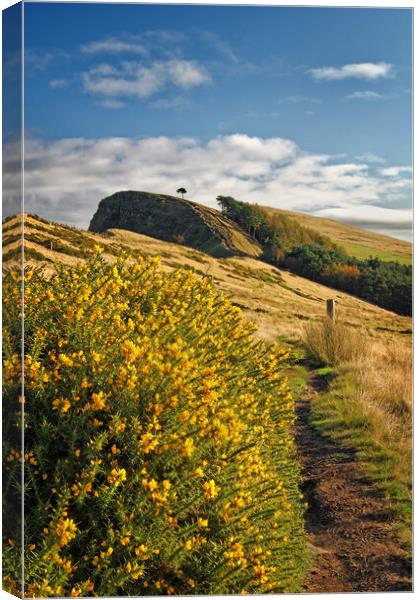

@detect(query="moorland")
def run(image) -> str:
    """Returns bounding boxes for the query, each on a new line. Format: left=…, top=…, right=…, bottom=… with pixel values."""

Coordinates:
left=2, top=192, right=412, bottom=595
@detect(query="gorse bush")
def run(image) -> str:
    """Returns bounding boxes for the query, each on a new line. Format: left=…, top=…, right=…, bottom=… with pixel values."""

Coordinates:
left=3, top=252, right=307, bottom=597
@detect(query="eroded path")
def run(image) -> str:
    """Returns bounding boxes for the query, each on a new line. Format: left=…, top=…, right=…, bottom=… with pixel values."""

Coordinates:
left=294, top=374, right=412, bottom=593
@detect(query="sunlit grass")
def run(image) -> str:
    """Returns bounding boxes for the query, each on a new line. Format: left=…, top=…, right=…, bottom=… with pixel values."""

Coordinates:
left=301, top=320, right=412, bottom=550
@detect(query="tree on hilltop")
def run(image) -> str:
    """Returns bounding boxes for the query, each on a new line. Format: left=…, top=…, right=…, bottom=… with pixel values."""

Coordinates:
left=177, top=187, right=187, bottom=199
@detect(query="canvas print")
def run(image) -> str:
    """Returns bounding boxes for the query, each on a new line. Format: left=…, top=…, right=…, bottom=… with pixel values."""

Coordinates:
left=2, top=2, right=412, bottom=597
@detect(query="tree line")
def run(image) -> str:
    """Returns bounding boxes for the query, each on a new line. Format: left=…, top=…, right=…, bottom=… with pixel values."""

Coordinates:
left=217, top=196, right=411, bottom=316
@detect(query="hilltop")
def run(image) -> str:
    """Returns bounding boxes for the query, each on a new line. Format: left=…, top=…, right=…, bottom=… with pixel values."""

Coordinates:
left=89, top=190, right=262, bottom=258
left=3, top=213, right=411, bottom=342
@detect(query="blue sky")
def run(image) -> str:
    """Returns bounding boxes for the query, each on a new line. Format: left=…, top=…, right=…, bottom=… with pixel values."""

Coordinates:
left=8, top=3, right=413, bottom=238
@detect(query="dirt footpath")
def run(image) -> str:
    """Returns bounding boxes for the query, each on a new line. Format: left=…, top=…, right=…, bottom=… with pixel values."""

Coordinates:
left=294, top=375, right=412, bottom=593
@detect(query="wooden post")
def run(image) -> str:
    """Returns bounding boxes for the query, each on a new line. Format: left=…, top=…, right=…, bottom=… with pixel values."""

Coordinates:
left=326, top=299, right=335, bottom=321
left=50, top=241, right=53, bottom=251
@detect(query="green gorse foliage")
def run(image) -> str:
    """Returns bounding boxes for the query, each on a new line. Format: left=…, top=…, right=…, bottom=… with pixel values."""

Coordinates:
left=3, top=252, right=307, bottom=597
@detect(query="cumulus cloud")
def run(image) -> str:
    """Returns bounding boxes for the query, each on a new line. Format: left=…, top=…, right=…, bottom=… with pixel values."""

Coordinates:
left=380, top=166, right=413, bottom=177
left=82, top=59, right=211, bottom=99
left=309, top=62, right=394, bottom=81
left=81, top=37, right=148, bottom=56
left=58, top=30, right=238, bottom=108
left=2, top=134, right=411, bottom=239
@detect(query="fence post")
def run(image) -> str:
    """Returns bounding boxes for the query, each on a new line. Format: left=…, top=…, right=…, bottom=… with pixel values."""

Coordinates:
left=326, top=299, right=335, bottom=321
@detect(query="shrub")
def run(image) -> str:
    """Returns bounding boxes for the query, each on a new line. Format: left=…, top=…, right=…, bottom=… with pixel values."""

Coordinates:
left=172, top=233, right=185, bottom=245
left=302, top=318, right=367, bottom=366
left=3, top=252, right=307, bottom=597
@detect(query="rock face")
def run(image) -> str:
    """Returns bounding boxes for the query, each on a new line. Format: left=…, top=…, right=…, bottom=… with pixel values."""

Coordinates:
left=89, top=191, right=261, bottom=258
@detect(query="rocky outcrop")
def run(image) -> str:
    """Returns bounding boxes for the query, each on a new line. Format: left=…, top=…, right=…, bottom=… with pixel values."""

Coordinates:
left=89, top=191, right=262, bottom=258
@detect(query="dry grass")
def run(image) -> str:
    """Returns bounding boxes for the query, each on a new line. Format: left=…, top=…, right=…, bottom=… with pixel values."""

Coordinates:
left=301, top=318, right=368, bottom=366
left=305, top=318, right=412, bottom=542
left=107, top=228, right=411, bottom=343
left=356, top=339, right=412, bottom=436
left=3, top=215, right=412, bottom=344
left=303, top=317, right=412, bottom=443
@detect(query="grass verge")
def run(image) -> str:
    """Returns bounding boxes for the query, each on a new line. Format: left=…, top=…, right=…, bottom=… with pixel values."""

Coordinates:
left=301, top=320, right=412, bottom=551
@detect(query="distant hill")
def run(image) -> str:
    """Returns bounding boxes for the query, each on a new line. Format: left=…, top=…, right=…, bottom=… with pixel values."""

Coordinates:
left=89, top=190, right=262, bottom=258
left=215, top=196, right=411, bottom=315
left=3, top=213, right=411, bottom=342
left=261, top=206, right=412, bottom=265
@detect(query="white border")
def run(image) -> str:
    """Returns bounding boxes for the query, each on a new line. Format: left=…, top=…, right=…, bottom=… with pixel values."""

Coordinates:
left=0, top=2, right=414, bottom=600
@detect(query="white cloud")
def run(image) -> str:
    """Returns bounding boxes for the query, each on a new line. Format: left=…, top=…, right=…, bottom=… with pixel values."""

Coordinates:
left=81, top=37, right=148, bottom=56
left=99, top=99, right=126, bottom=109
left=285, top=95, right=320, bottom=104
left=149, top=96, right=190, bottom=110
left=312, top=206, right=412, bottom=239
left=168, top=60, right=210, bottom=87
left=345, top=90, right=387, bottom=100
left=2, top=134, right=410, bottom=238
left=199, top=31, right=239, bottom=64
left=309, top=62, right=394, bottom=81
left=82, top=59, right=211, bottom=99
left=380, top=166, right=413, bottom=177
left=80, top=30, right=239, bottom=65
left=143, top=30, right=186, bottom=44
left=49, top=79, right=69, bottom=89
left=25, top=49, right=55, bottom=70
left=355, top=152, right=386, bottom=164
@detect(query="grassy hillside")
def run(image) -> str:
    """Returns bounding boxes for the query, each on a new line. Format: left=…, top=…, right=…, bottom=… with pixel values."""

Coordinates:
left=3, top=214, right=411, bottom=342
left=217, top=197, right=411, bottom=316
left=261, top=207, right=412, bottom=265
left=3, top=213, right=412, bottom=593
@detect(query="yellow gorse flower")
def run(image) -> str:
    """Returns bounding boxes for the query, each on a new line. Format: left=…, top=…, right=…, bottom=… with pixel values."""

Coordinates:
left=107, top=468, right=127, bottom=487
left=91, top=391, right=106, bottom=411
left=203, top=479, right=221, bottom=500
left=51, top=515, right=78, bottom=548
left=3, top=255, right=306, bottom=597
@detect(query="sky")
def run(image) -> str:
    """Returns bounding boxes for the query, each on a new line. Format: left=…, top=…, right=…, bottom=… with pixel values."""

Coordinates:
left=3, top=2, right=413, bottom=239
